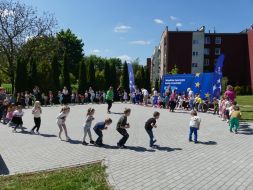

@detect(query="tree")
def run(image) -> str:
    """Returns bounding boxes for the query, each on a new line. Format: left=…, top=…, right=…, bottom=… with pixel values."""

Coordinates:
left=78, top=59, right=87, bottom=93
left=15, top=57, right=28, bottom=92
left=62, top=51, right=70, bottom=89
left=110, top=62, right=117, bottom=90
left=29, top=57, right=38, bottom=90
left=169, top=65, right=179, bottom=75
left=121, top=61, right=129, bottom=92
left=57, top=29, right=84, bottom=78
left=51, top=53, right=60, bottom=93
left=0, top=0, right=56, bottom=93
left=87, top=60, right=95, bottom=89
left=104, top=60, right=110, bottom=90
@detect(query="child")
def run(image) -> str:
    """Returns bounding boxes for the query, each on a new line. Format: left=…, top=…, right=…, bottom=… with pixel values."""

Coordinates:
left=6, top=103, right=15, bottom=126
left=93, top=118, right=112, bottom=146
left=188, top=110, right=201, bottom=143
left=123, top=90, right=128, bottom=103
left=145, top=111, right=160, bottom=148
left=213, top=98, right=219, bottom=115
left=25, top=91, right=30, bottom=108
left=30, top=101, right=42, bottom=134
left=229, top=106, right=241, bottom=134
left=12, top=105, right=24, bottom=133
left=82, top=108, right=95, bottom=145
left=56, top=106, right=71, bottom=141
left=116, top=108, right=131, bottom=148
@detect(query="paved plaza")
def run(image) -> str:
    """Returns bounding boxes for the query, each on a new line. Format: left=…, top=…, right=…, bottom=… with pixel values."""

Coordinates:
left=1, top=103, right=253, bottom=190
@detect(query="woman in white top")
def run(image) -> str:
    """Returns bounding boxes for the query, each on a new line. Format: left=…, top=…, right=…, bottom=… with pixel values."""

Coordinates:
left=12, top=105, right=24, bottom=133
left=56, top=106, right=70, bottom=141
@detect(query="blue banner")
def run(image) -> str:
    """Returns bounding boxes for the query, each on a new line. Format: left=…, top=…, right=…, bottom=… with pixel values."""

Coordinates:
left=127, top=63, right=135, bottom=93
left=213, top=54, right=225, bottom=98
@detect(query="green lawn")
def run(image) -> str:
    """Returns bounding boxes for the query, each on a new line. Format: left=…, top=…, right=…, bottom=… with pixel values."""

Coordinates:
left=236, top=96, right=253, bottom=122
left=0, top=163, right=111, bottom=190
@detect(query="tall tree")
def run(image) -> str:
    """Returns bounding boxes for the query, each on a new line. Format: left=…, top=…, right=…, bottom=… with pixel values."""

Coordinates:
left=51, top=53, right=60, bottom=93
left=121, top=61, right=129, bottom=92
left=104, top=60, right=110, bottom=90
left=110, top=62, right=117, bottom=90
left=57, top=29, right=84, bottom=78
left=15, top=58, right=28, bottom=92
left=0, top=0, right=56, bottom=93
left=78, top=59, right=87, bottom=93
left=87, top=60, right=95, bottom=89
left=62, top=51, right=70, bottom=89
left=29, top=57, right=38, bottom=90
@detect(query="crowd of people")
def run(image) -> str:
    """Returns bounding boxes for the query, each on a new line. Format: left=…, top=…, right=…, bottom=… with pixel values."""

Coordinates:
left=0, top=84, right=242, bottom=148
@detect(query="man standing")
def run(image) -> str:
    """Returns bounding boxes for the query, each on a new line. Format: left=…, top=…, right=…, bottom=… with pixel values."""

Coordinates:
left=141, top=88, right=149, bottom=106
left=105, top=86, right=114, bottom=114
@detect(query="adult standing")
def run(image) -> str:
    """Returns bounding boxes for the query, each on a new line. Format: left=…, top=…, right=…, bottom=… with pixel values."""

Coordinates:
left=141, top=88, right=149, bottom=106
left=224, top=85, right=236, bottom=102
left=105, top=86, right=114, bottom=114
left=89, top=87, right=95, bottom=103
left=62, top=86, right=69, bottom=105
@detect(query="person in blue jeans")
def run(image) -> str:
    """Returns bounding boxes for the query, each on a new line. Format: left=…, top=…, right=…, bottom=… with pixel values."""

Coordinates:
left=188, top=110, right=201, bottom=143
left=145, top=111, right=160, bottom=148
left=93, top=118, right=112, bottom=146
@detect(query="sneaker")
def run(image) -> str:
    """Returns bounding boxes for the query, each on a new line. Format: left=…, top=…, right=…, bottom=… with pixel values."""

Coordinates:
left=150, top=145, right=157, bottom=149
left=107, top=111, right=111, bottom=114
left=230, top=129, right=233, bottom=133
left=194, top=141, right=199, bottom=144
left=189, top=139, right=193, bottom=142
left=82, top=141, right=88, bottom=145
left=30, top=130, right=35, bottom=134
left=234, top=130, right=238, bottom=134
left=58, top=137, right=62, bottom=141
left=90, top=140, right=95, bottom=144
left=36, top=131, right=40, bottom=135
left=66, top=137, right=71, bottom=141
left=12, top=129, right=17, bottom=133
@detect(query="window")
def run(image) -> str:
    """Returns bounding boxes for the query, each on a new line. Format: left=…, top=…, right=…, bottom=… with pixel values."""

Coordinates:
left=204, top=59, right=210, bottom=66
left=192, top=51, right=198, bottom=56
left=192, top=63, right=198, bottom=67
left=215, top=37, right=221, bottom=44
left=193, top=40, right=199, bottom=44
left=204, top=48, right=210, bottom=55
left=215, top=48, right=221, bottom=55
left=205, top=37, right=211, bottom=44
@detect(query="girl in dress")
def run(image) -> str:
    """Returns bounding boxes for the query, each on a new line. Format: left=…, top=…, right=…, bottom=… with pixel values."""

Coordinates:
left=12, top=105, right=24, bottom=133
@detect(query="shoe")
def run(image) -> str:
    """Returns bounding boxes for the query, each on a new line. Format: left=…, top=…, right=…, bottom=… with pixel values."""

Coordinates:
left=189, top=139, right=193, bottom=142
left=194, top=141, right=199, bottom=144
left=58, top=137, right=62, bottom=141
left=30, top=130, right=35, bottom=134
left=230, top=129, right=233, bottom=133
left=90, top=140, right=95, bottom=144
left=36, top=131, right=40, bottom=135
left=117, top=143, right=121, bottom=148
left=150, top=145, right=157, bottom=148
left=82, top=141, right=88, bottom=145
left=107, top=111, right=111, bottom=114
left=153, top=139, right=157, bottom=144
left=12, top=129, right=17, bottom=133
left=234, top=130, right=238, bottom=134
left=66, top=137, right=71, bottom=141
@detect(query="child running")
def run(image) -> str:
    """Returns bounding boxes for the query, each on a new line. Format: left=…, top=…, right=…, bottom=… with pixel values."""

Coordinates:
left=56, top=106, right=71, bottom=141
left=12, top=105, right=24, bottom=133
left=116, top=108, right=131, bottom=148
left=93, top=118, right=112, bottom=146
left=30, top=101, right=42, bottom=134
left=229, top=106, right=241, bottom=134
left=188, top=110, right=201, bottom=144
left=82, top=108, right=95, bottom=145
left=145, top=111, right=160, bottom=148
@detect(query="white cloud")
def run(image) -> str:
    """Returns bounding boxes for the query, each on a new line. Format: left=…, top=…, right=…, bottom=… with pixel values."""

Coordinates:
left=129, top=40, right=151, bottom=45
left=0, top=9, right=14, bottom=17
left=117, top=55, right=132, bottom=62
left=91, top=49, right=101, bottom=54
left=169, top=16, right=178, bottom=21
left=176, top=22, right=183, bottom=27
left=114, top=25, right=132, bottom=33
left=154, top=19, right=164, bottom=25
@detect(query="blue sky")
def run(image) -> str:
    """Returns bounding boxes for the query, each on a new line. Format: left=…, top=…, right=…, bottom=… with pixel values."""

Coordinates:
left=20, top=0, right=253, bottom=64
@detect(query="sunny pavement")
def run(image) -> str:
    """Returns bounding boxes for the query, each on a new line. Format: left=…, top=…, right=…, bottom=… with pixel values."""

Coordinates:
left=1, top=103, right=253, bottom=190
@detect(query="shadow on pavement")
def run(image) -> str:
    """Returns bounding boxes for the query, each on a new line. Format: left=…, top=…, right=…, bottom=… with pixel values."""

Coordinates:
left=156, top=146, right=183, bottom=152
left=0, top=155, right=9, bottom=175
left=39, top=134, right=57, bottom=138
left=238, top=123, right=253, bottom=135
left=110, top=112, right=123, bottom=115
left=68, top=139, right=82, bottom=144
left=198, top=141, right=217, bottom=145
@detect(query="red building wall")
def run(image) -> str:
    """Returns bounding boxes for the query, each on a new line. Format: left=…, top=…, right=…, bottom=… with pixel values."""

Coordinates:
left=248, top=30, right=253, bottom=93
left=167, top=32, right=192, bottom=74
